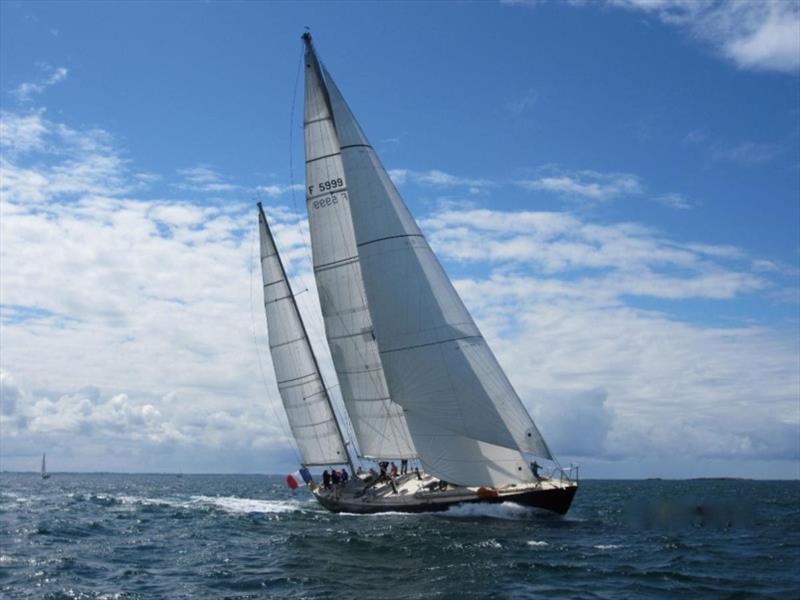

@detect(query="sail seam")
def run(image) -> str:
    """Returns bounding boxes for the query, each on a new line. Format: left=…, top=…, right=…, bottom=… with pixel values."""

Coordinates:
left=269, top=335, right=306, bottom=350
left=304, top=116, right=330, bottom=126
left=357, top=233, right=424, bottom=248
left=340, top=143, right=371, bottom=150
left=277, top=372, right=318, bottom=385
left=263, top=279, right=284, bottom=288
left=379, top=335, right=482, bottom=356
left=265, top=294, right=295, bottom=305
left=306, top=151, right=341, bottom=164
left=314, top=255, right=358, bottom=272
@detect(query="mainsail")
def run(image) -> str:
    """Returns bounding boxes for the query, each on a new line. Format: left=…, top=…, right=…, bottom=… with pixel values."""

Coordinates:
left=258, top=203, right=349, bottom=466
left=303, top=40, right=416, bottom=460
left=302, top=34, right=552, bottom=487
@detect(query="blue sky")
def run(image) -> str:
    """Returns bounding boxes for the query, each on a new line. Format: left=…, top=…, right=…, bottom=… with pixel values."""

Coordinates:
left=1, top=1, right=798, bottom=478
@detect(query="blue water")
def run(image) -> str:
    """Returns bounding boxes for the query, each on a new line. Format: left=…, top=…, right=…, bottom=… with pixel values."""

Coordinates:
left=1, top=474, right=798, bottom=598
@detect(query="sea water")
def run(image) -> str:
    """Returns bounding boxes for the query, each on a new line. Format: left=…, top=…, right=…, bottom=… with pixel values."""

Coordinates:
left=1, top=474, right=798, bottom=598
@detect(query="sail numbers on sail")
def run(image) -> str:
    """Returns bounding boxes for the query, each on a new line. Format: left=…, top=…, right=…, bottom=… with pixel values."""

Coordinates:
left=311, top=192, right=346, bottom=210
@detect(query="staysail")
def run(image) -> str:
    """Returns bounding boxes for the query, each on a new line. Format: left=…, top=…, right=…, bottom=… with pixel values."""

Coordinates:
left=303, top=39, right=416, bottom=460
left=303, top=35, right=552, bottom=486
left=258, top=203, right=349, bottom=466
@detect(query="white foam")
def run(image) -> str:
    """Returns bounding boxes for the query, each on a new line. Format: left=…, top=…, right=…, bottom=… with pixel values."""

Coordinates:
left=593, top=544, right=622, bottom=550
left=114, top=494, right=303, bottom=515
left=441, top=502, right=534, bottom=520
left=527, top=540, right=549, bottom=547
left=191, top=495, right=302, bottom=514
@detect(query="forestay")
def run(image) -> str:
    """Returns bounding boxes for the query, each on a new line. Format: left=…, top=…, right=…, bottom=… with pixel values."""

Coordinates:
left=303, top=41, right=416, bottom=460
left=316, top=50, right=554, bottom=475
left=258, top=204, right=348, bottom=466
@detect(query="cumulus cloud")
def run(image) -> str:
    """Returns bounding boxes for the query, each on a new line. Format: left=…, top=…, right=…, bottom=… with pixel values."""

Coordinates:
left=11, top=64, right=69, bottom=102
left=389, top=168, right=494, bottom=193
left=609, top=0, right=800, bottom=73
left=508, top=0, right=800, bottom=74
left=518, top=168, right=643, bottom=201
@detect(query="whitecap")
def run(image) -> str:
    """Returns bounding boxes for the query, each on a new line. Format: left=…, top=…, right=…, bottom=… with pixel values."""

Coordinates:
left=593, top=544, right=622, bottom=550
left=527, top=540, right=549, bottom=547
left=190, top=495, right=303, bottom=514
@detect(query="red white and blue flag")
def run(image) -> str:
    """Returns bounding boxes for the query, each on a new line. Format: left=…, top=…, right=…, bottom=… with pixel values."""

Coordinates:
left=286, top=468, right=313, bottom=490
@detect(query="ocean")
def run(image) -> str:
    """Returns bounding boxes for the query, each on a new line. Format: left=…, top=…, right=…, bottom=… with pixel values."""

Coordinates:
left=1, top=474, right=798, bottom=598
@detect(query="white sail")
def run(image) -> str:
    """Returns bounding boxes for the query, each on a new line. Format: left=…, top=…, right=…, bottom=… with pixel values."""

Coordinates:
left=303, top=43, right=416, bottom=459
left=258, top=205, right=348, bottom=466
left=316, top=52, right=553, bottom=465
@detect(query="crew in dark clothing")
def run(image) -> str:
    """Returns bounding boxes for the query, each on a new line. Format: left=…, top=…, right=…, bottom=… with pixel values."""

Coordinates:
left=531, top=461, right=544, bottom=482
left=341, top=468, right=349, bottom=483
left=400, top=459, right=408, bottom=474
left=379, top=461, right=388, bottom=480
left=322, top=470, right=331, bottom=489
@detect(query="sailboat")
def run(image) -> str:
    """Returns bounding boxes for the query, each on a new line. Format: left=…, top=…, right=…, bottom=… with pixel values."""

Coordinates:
left=41, top=453, right=50, bottom=479
left=257, top=32, right=577, bottom=515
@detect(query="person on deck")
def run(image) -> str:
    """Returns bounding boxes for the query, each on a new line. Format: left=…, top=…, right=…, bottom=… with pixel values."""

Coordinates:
left=322, top=470, right=331, bottom=490
left=356, top=466, right=364, bottom=477
left=390, top=462, right=398, bottom=478
left=341, top=468, right=349, bottom=483
left=331, top=469, right=341, bottom=486
left=400, top=459, right=408, bottom=474
left=531, top=461, right=544, bottom=482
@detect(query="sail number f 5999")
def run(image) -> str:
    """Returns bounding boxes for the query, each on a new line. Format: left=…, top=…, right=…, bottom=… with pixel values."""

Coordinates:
left=308, top=178, right=344, bottom=195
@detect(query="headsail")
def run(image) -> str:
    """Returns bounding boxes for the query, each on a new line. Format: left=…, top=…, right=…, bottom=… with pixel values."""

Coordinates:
left=258, top=203, right=349, bottom=466
left=303, top=36, right=416, bottom=460
left=304, top=36, right=553, bottom=486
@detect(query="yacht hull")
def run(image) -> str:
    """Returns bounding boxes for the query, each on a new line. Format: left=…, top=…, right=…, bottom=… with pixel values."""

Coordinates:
left=313, top=479, right=577, bottom=516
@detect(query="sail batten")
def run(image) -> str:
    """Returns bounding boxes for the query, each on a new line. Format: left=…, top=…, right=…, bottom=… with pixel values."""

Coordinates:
left=315, top=43, right=554, bottom=472
left=258, top=204, right=349, bottom=466
left=302, top=39, right=417, bottom=460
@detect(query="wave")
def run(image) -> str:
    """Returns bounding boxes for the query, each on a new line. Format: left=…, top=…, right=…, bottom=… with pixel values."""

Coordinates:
left=527, top=540, right=549, bottom=547
left=593, top=544, right=623, bottom=550
left=441, top=502, right=534, bottom=520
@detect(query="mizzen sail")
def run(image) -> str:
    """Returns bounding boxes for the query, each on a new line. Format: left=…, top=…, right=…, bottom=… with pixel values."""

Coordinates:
left=303, top=37, right=416, bottom=460
left=258, top=204, right=348, bottom=466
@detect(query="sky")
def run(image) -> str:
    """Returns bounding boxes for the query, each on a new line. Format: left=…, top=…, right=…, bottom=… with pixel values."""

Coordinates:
left=1, top=0, right=798, bottom=478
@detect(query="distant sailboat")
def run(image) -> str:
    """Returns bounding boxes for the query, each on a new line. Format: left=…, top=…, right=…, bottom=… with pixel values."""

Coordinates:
left=257, top=32, right=578, bottom=514
left=41, top=453, right=50, bottom=479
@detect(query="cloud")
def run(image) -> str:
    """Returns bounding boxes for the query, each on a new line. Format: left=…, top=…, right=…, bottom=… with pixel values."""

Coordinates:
left=506, top=0, right=800, bottom=74
left=175, top=165, right=240, bottom=193
left=608, top=0, right=800, bottom=74
left=655, top=192, right=693, bottom=210
left=389, top=168, right=494, bottom=192
left=506, top=88, right=539, bottom=115
left=0, top=108, right=323, bottom=473
left=257, top=183, right=305, bottom=198
left=517, top=168, right=643, bottom=201
left=11, top=64, right=69, bottom=102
